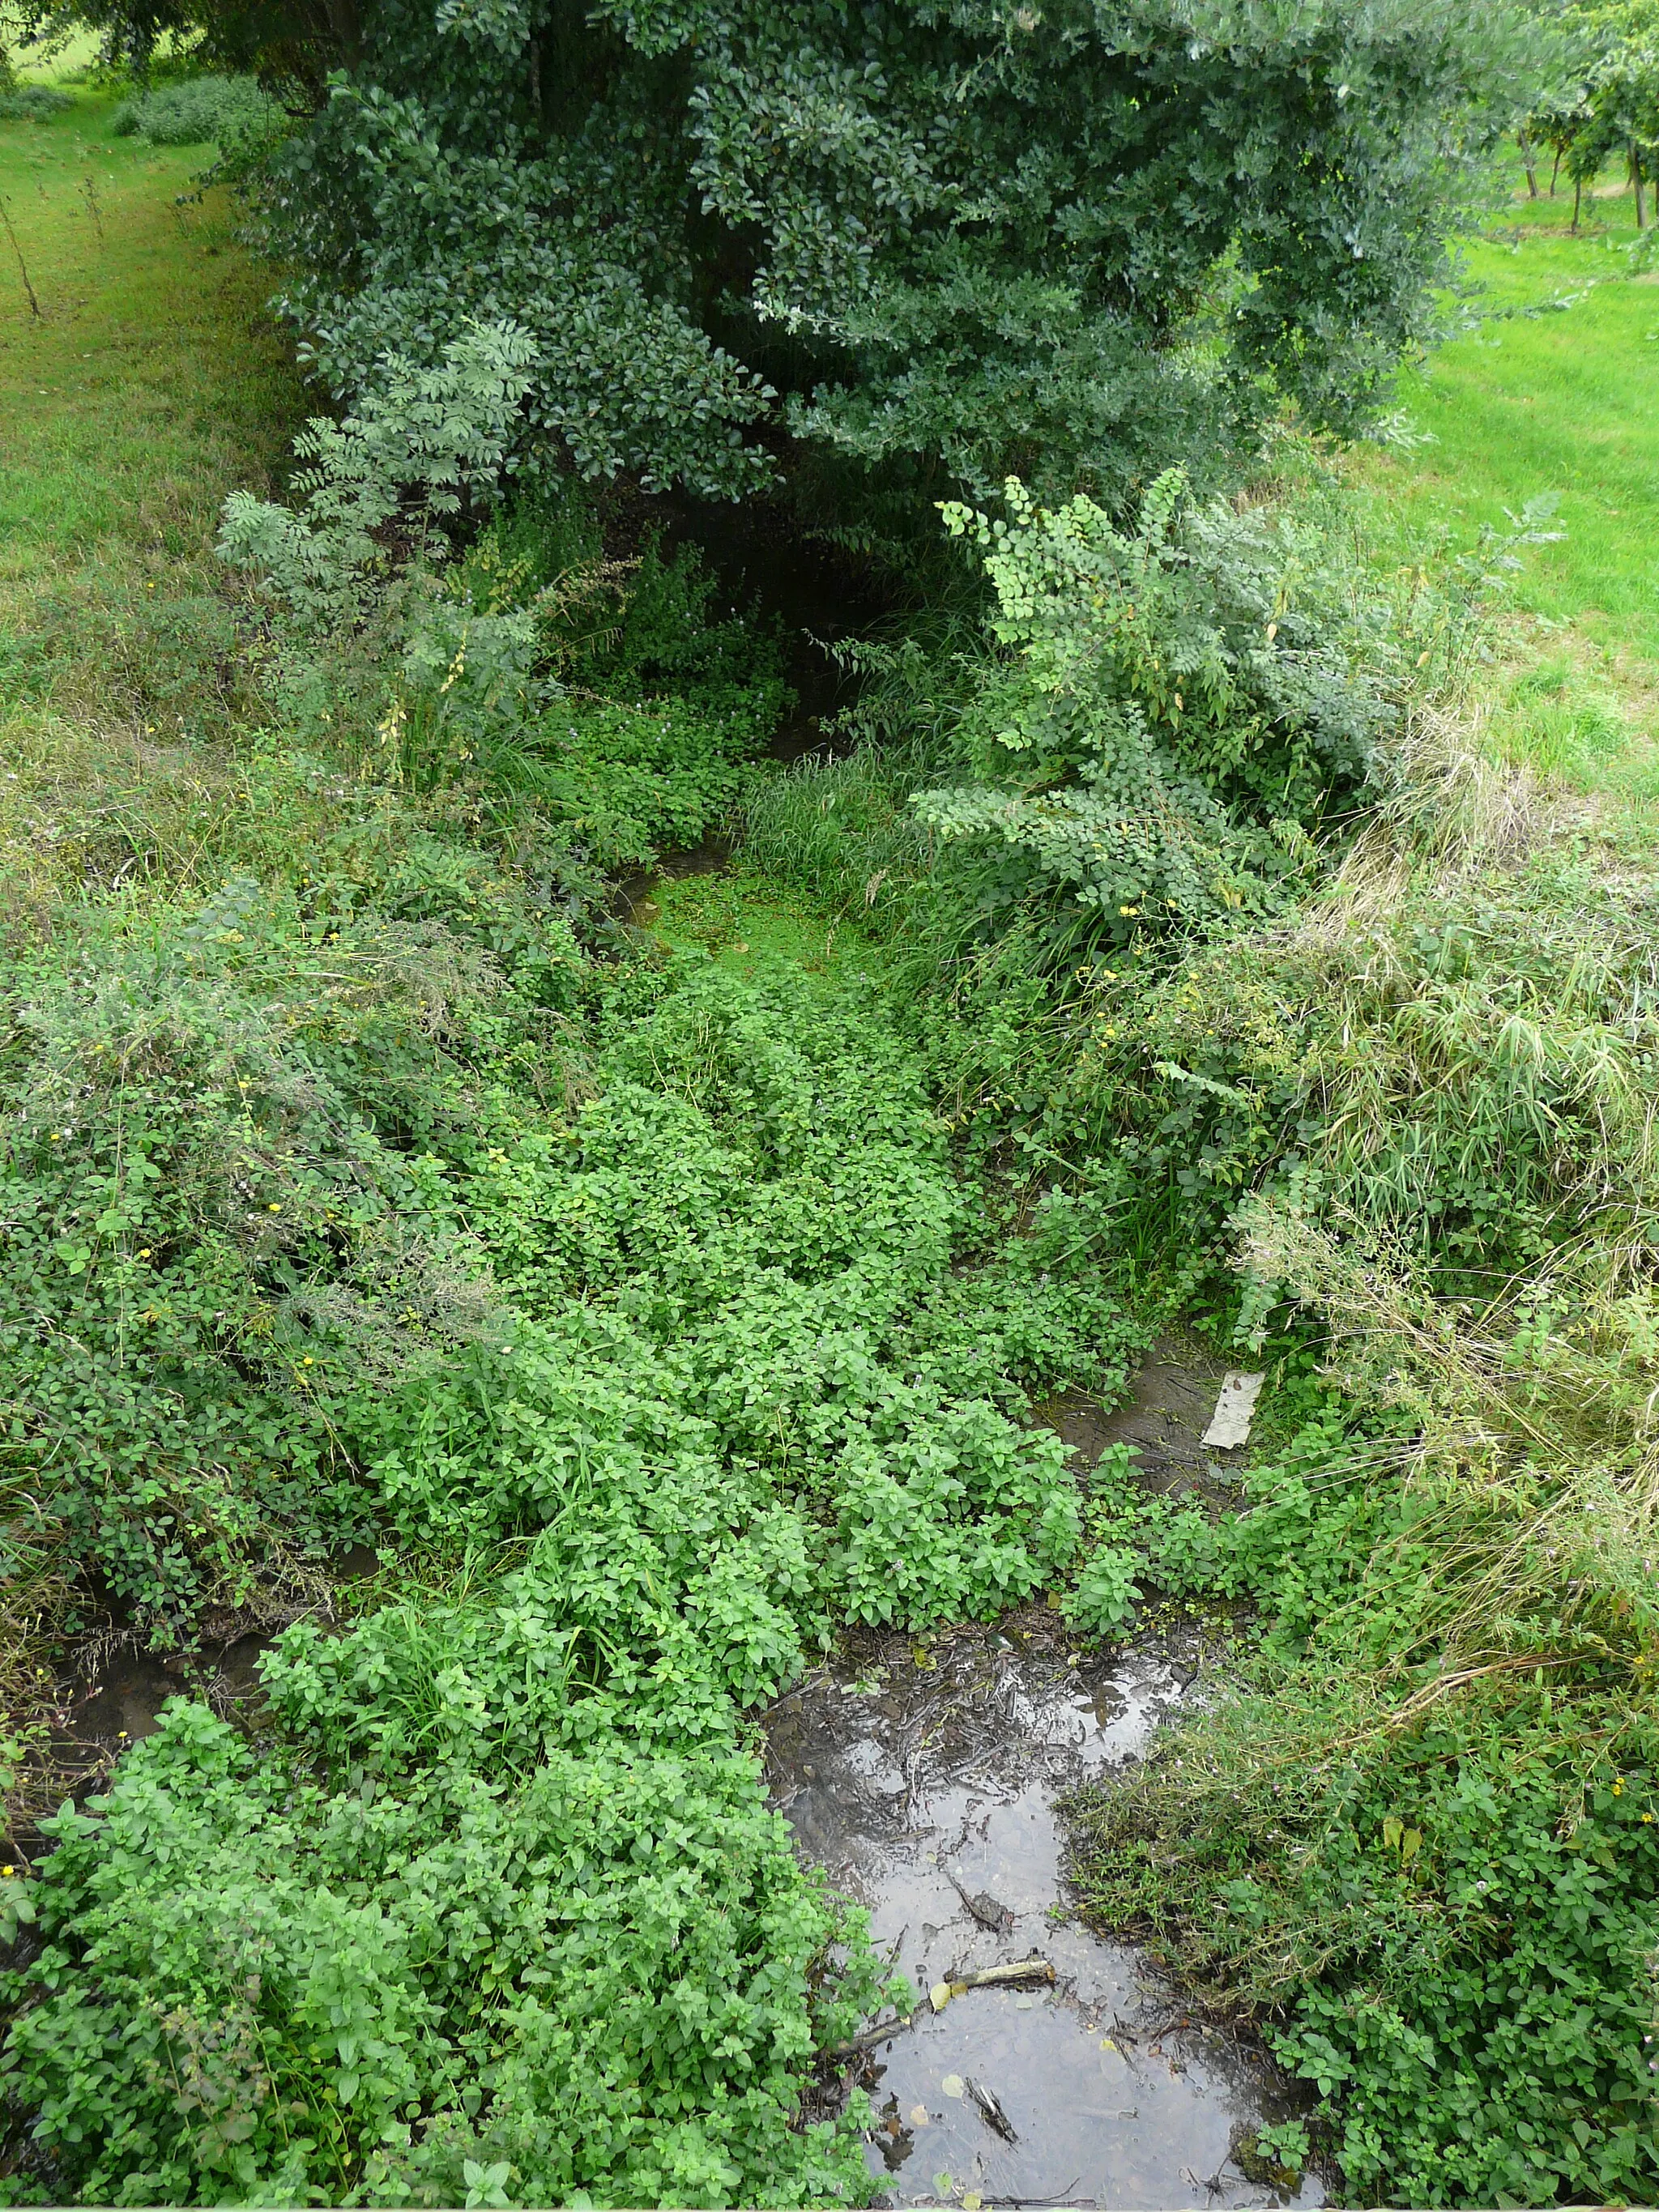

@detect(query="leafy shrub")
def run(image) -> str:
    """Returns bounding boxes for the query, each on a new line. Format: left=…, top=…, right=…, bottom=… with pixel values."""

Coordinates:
left=110, top=73, right=274, bottom=147
left=0, top=86, right=71, bottom=119
left=1064, top=1544, right=1141, bottom=1637
left=219, top=321, right=537, bottom=628
left=910, top=471, right=1391, bottom=966
left=0, top=859, right=582, bottom=1639
left=238, top=0, right=1533, bottom=500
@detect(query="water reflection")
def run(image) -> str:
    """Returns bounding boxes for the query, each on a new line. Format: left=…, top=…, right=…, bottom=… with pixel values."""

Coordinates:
left=766, top=1621, right=1322, bottom=2210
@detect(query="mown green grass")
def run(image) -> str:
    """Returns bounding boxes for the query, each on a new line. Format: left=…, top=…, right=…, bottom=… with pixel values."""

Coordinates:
left=0, top=92, right=299, bottom=588
left=1351, top=172, right=1659, bottom=788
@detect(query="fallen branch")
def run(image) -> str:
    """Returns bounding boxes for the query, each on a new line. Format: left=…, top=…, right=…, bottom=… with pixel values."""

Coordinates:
left=824, top=1954, right=1058, bottom=2055
left=931, top=1955, right=1055, bottom=2010
left=823, top=2012, right=918, bottom=2059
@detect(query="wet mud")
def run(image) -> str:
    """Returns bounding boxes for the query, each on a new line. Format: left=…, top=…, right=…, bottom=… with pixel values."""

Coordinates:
left=1040, top=1336, right=1243, bottom=1506
left=766, top=1613, right=1320, bottom=2210
left=11, top=1542, right=384, bottom=1856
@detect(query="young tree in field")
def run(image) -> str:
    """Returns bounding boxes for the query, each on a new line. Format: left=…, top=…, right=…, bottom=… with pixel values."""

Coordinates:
left=1521, top=0, right=1659, bottom=222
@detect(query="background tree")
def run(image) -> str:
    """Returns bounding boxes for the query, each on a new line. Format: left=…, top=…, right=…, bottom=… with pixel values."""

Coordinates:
left=16, top=0, right=1542, bottom=508
left=101, top=0, right=1528, bottom=510
left=1520, top=0, right=1659, bottom=221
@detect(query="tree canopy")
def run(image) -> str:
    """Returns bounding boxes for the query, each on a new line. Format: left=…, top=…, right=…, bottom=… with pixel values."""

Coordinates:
left=28, top=0, right=1537, bottom=497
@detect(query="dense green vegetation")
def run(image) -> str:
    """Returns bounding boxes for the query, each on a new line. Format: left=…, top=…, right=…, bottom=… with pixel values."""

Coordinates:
left=2, top=15, right=1657, bottom=2210
left=29, top=0, right=1540, bottom=504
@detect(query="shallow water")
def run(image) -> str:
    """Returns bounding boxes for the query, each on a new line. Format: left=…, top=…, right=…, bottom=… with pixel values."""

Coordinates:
left=766, top=1616, right=1322, bottom=2210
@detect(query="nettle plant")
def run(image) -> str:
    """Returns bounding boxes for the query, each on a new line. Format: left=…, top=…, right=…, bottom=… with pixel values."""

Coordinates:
left=911, top=473, right=1392, bottom=960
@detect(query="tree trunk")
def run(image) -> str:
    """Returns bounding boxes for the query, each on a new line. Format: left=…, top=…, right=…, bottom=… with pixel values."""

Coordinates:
left=1572, top=174, right=1582, bottom=232
left=1519, top=129, right=1539, bottom=198
left=1633, top=143, right=1647, bottom=230
left=1550, top=146, right=1562, bottom=197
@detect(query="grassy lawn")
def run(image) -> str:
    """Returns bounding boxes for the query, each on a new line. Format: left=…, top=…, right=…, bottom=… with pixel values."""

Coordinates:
left=0, top=92, right=305, bottom=911
left=1350, top=168, right=1659, bottom=788
left=0, top=91, right=300, bottom=591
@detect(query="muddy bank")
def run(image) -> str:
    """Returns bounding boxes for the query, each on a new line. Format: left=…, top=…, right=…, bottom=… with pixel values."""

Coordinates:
left=767, top=1609, right=1320, bottom=2210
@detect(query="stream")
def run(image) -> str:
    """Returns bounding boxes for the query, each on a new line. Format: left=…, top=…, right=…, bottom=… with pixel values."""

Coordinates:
left=765, top=1355, right=1324, bottom=2212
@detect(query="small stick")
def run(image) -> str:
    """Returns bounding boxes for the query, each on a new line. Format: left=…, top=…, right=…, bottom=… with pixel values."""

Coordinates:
left=824, top=2011, right=918, bottom=2058
left=0, top=197, right=41, bottom=318
left=81, top=173, right=104, bottom=245
left=931, top=1955, right=1056, bottom=2010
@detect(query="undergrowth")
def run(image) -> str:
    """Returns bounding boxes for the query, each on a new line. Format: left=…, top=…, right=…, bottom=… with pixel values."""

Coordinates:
left=738, top=484, right=1659, bottom=2204
left=0, top=239, right=1135, bottom=2198
left=3, top=95, right=1658, bottom=2212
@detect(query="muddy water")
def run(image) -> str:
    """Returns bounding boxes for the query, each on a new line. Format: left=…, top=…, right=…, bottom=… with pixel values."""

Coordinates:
left=767, top=1617, right=1321, bottom=2210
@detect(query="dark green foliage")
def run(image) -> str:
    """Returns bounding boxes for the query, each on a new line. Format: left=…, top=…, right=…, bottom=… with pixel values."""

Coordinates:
left=220, top=0, right=1540, bottom=501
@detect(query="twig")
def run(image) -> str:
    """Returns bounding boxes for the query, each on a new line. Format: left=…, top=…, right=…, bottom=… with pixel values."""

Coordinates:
left=823, top=2011, right=918, bottom=2059
left=986, top=2193, right=1091, bottom=2209
left=81, top=173, right=104, bottom=246
left=0, top=198, right=42, bottom=319
left=965, top=2075, right=1018, bottom=2142
left=931, top=1956, right=1055, bottom=2010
